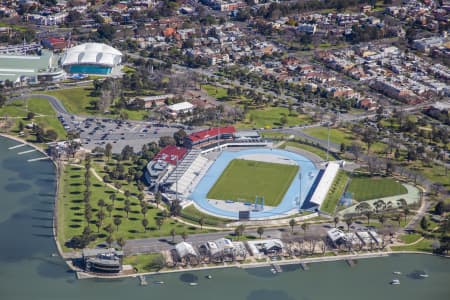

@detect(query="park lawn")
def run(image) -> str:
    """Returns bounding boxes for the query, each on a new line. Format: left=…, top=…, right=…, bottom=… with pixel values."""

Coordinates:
left=347, top=177, right=408, bottom=201
left=44, top=86, right=98, bottom=115
left=123, top=253, right=164, bottom=272
left=120, top=109, right=148, bottom=121
left=391, top=238, right=433, bottom=252
left=180, top=204, right=231, bottom=225
left=241, top=107, right=311, bottom=129
left=303, top=126, right=354, bottom=146
left=207, top=159, right=299, bottom=206
left=0, top=97, right=66, bottom=140
left=58, top=164, right=206, bottom=252
left=399, top=233, right=422, bottom=244
left=320, top=171, right=349, bottom=214
left=201, top=84, right=228, bottom=100
left=282, top=141, right=330, bottom=161
left=412, top=163, right=450, bottom=187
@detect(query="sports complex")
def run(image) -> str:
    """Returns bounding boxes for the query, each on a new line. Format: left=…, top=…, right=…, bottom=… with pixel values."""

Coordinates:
left=146, top=127, right=341, bottom=221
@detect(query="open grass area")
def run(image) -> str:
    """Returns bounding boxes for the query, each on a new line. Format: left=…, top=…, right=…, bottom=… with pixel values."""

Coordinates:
left=201, top=84, right=228, bottom=100
left=347, top=176, right=408, bottom=201
left=44, top=86, right=98, bottom=116
left=0, top=97, right=66, bottom=140
left=303, top=126, right=354, bottom=146
left=123, top=253, right=164, bottom=272
left=411, top=163, right=450, bottom=188
left=207, top=159, right=298, bottom=206
left=320, top=171, right=349, bottom=214
left=391, top=238, right=433, bottom=252
left=240, top=107, right=311, bottom=129
left=58, top=164, right=206, bottom=252
left=399, top=233, right=422, bottom=244
left=180, top=204, right=231, bottom=225
left=281, top=141, right=330, bottom=161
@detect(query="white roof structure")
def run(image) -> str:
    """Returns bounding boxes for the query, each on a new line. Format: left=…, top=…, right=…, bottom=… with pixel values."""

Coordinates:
left=310, top=162, right=340, bottom=208
left=167, top=101, right=194, bottom=113
left=61, top=43, right=122, bottom=67
left=327, top=228, right=346, bottom=243
left=175, top=242, right=197, bottom=258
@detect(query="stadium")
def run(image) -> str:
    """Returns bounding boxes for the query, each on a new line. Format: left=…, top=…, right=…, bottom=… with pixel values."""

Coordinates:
left=147, top=127, right=342, bottom=221
left=60, top=42, right=122, bottom=75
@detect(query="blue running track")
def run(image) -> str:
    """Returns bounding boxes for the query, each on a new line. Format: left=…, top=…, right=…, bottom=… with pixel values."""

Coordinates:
left=189, top=149, right=319, bottom=220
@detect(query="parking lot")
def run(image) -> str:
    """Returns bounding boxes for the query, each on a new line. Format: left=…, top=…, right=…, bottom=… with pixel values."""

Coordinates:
left=58, top=114, right=196, bottom=153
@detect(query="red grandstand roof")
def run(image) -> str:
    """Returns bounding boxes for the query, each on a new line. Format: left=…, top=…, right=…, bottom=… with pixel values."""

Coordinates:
left=188, top=126, right=236, bottom=142
left=153, top=145, right=187, bottom=165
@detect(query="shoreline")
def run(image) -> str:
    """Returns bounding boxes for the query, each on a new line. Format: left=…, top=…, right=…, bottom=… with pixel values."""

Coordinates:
left=77, top=251, right=449, bottom=280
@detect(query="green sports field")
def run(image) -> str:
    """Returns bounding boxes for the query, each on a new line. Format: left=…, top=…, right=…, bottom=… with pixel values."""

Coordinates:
left=347, top=177, right=408, bottom=201
left=206, top=159, right=299, bottom=206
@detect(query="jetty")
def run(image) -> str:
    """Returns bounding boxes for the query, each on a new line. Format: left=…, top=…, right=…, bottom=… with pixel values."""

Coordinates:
left=28, top=156, right=50, bottom=162
left=346, top=259, right=356, bottom=267
left=8, top=144, right=26, bottom=150
left=271, top=263, right=283, bottom=273
left=18, top=149, right=37, bottom=155
left=139, top=275, right=148, bottom=286
left=300, top=263, right=309, bottom=271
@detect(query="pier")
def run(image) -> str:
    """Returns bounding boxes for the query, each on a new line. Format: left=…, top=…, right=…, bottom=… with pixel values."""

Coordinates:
left=300, top=263, right=310, bottom=271
left=346, top=259, right=356, bottom=267
left=271, top=263, right=283, bottom=273
left=139, top=275, right=148, bottom=286
left=8, top=144, right=26, bottom=150
left=18, top=149, right=37, bottom=155
left=28, top=157, right=50, bottom=162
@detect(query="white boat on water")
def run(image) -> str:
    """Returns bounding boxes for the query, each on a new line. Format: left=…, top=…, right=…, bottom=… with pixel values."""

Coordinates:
left=393, top=271, right=402, bottom=275
left=391, top=279, right=400, bottom=285
left=154, top=281, right=165, bottom=284
left=189, top=282, right=198, bottom=286
left=419, top=274, right=429, bottom=278
left=206, top=275, right=212, bottom=279
left=270, top=268, right=277, bottom=274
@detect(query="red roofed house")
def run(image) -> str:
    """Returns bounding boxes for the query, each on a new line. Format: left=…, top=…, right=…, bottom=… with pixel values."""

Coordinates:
left=41, top=37, right=69, bottom=51
left=153, top=145, right=187, bottom=165
left=185, top=126, right=236, bottom=148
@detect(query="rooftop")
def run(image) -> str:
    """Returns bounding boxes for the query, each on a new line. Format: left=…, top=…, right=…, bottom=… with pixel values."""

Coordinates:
left=187, top=126, right=236, bottom=142
left=153, top=145, right=188, bottom=165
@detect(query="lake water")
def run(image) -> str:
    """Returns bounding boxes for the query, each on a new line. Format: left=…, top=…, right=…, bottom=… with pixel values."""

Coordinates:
left=0, top=136, right=449, bottom=300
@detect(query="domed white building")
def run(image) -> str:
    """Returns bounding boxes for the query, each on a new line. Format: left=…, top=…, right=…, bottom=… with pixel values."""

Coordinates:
left=60, top=43, right=122, bottom=75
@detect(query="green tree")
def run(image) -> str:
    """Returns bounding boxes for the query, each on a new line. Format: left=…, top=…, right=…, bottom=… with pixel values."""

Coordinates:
left=420, top=216, right=428, bottom=231
left=106, top=204, right=114, bottom=217
left=156, top=217, right=164, bottom=230
left=257, top=226, right=264, bottom=238
left=181, top=231, right=188, bottom=241
left=198, top=217, right=205, bottom=230
left=301, top=223, right=309, bottom=237
left=155, top=191, right=162, bottom=208
left=117, top=237, right=126, bottom=249
left=333, top=216, right=340, bottom=228
left=106, top=235, right=114, bottom=247
left=345, top=217, right=352, bottom=231
left=142, top=218, right=148, bottom=232
left=141, top=206, right=148, bottom=218
left=113, top=217, right=122, bottom=231
left=289, top=218, right=296, bottom=233
left=109, top=193, right=116, bottom=206
left=234, top=224, right=245, bottom=240
left=170, top=228, right=176, bottom=243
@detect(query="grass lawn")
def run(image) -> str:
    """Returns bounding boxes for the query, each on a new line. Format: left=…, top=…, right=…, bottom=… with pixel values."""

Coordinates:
left=347, top=176, right=408, bottom=201
left=320, top=171, right=349, bottom=214
left=240, top=107, right=311, bottom=129
left=391, top=238, right=433, bottom=252
left=281, top=141, right=330, bottom=161
left=123, top=253, right=164, bottom=272
left=207, top=159, right=299, bottom=206
left=303, top=126, right=354, bottom=146
left=412, top=163, right=450, bottom=187
left=44, top=86, right=98, bottom=116
left=58, top=164, right=206, bottom=252
left=399, top=233, right=422, bottom=244
left=201, top=84, right=228, bottom=100
left=180, top=204, right=230, bottom=225
left=0, top=97, right=66, bottom=140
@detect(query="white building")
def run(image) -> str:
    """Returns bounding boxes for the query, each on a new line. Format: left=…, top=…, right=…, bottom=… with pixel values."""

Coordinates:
left=166, top=101, right=195, bottom=117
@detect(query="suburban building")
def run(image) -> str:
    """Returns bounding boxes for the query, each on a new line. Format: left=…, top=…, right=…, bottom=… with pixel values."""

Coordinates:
left=165, top=101, right=195, bottom=117
left=82, top=248, right=123, bottom=273
left=184, top=126, right=236, bottom=148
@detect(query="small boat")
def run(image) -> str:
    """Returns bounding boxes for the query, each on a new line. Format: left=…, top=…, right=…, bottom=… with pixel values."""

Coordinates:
left=419, top=274, right=429, bottom=278
left=393, top=271, right=402, bottom=275
left=270, top=268, right=277, bottom=274
left=154, top=281, right=165, bottom=284
left=206, top=275, right=212, bottom=279
left=189, top=282, right=198, bottom=286
left=390, top=279, right=400, bottom=285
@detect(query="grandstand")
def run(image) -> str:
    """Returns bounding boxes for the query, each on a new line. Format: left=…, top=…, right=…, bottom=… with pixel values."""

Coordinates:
left=308, top=162, right=340, bottom=208
left=163, top=149, right=212, bottom=198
